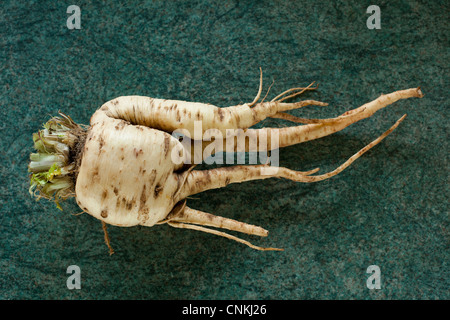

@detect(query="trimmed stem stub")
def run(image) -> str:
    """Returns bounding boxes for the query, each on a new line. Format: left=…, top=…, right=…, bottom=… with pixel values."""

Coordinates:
left=28, top=112, right=87, bottom=209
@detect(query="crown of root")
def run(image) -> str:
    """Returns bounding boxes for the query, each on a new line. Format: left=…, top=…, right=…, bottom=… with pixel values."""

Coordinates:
left=28, top=112, right=87, bottom=210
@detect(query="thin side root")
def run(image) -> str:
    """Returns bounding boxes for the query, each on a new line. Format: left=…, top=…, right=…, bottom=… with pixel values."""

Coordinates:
left=167, top=221, right=283, bottom=251
left=248, top=67, right=263, bottom=107
left=102, top=221, right=115, bottom=255
left=164, top=202, right=276, bottom=237
left=259, top=79, right=275, bottom=104
left=295, top=114, right=408, bottom=182
left=271, top=81, right=318, bottom=103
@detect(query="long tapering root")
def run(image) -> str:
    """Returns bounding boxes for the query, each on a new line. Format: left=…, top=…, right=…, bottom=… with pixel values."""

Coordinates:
left=255, top=87, right=423, bottom=151
left=167, top=222, right=282, bottom=251
left=161, top=201, right=282, bottom=251
left=177, top=113, right=407, bottom=200
left=279, top=114, right=407, bottom=182
left=176, top=165, right=320, bottom=201
left=165, top=203, right=268, bottom=236
left=268, top=88, right=423, bottom=127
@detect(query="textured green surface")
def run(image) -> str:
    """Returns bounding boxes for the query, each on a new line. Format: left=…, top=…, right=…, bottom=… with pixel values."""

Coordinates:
left=0, top=0, right=448, bottom=299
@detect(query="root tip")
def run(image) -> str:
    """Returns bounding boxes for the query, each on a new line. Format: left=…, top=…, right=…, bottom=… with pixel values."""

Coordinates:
left=416, top=87, right=424, bottom=98
left=260, top=246, right=284, bottom=251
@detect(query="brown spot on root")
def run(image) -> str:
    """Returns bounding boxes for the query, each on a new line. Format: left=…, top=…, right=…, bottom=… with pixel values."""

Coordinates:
left=121, top=196, right=136, bottom=211
left=221, top=165, right=238, bottom=172
left=98, top=135, right=105, bottom=154
left=101, top=209, right=108, bottom=218
left=164, top=135, right=170, bottom=158
left=115, top=120, right=127, bottom=130
left=134, top=148, right=143, bottom=158
left=217, top=108, right=225, bottom=121
left=140, top=208, right=149, bottom=223
left=101, top=190, right=108, bottom=200
left=154, top=184, right=163, bottom=198
left=204, top=170, right=212, bottom=183
left=139, top=185, right=147, bottom=211
left=252, top=111, right=257, bottom=123
left=91, top=167, right=100, bottom=182
left=113, top=187, right=119, bottom=196
left=235, top=113, right=241, bottom=126
left=196, top=111, right=201, bottom=120
left=175, top=109, right=181, bottom=122
left=206, top=212, right=214, bottom=221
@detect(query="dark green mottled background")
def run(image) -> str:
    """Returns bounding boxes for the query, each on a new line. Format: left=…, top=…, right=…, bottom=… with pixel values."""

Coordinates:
left=0, top=0, right=448, bottom=300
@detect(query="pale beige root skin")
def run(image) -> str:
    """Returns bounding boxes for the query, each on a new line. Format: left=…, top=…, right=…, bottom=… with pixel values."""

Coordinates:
left=182, top=88, right=423, bottom=162
left=76, top=80, right=422, bottom=251
left=101, top=96, right=255, bottom=138
left=164, top=88, right=422, bottom=250
left=220, top=87, right=424, bottom=153
left=167, top=222, right=283, bottom=251
left=159, top=200, right=282, bottom=251
left=263, top=87, right=424, bottom=150
left=75, top=111, right=184, bottom=228
left=162, top=200, right=268, bottom=237
left=176, top=114, right=407, bottom=201
left=101, top=95, right=328, bottom=140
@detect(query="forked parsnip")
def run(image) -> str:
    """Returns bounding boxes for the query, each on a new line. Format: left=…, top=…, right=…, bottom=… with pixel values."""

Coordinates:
left=28, top=71, right=423, bottom=254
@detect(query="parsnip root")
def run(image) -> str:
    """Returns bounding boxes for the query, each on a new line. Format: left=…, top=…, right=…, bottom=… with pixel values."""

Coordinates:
left=28, top=70, right=423, bottom=252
